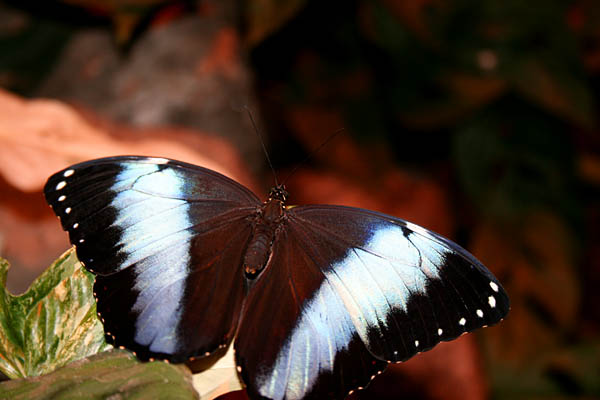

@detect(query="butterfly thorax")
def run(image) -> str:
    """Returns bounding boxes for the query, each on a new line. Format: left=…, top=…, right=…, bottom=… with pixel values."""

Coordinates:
left=243, top=192, right=286, bottom=279
left=268, top=184, right=288, bottom=202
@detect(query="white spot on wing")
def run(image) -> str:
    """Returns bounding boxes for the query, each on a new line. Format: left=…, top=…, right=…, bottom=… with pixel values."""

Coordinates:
left=476, top=309, right=483, bottom=318
left=72, top=223, right=79, bottom=229
left=489, top=281, right=499, bottom=292
left=58, top=195, right=66, bottom=202
left=488, top=295, right=496, bottom=308
left=414, top=340, right=419, bottom=347
left=63, top=169, right=74, bottom=177
left=438, top=328, right=443, bottom=336
left=65, top=207, right=71, bottom=214
left=459, top=317, right=466, bottom=326
left=56, top=181, right=66, bottom=190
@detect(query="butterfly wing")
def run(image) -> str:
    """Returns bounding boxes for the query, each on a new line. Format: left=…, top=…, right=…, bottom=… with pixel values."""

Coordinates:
left=235, top=222, right=387, bottom=400
left=44, top=156, right=260, bottom=361
left=235, top=205, right=509, bottom=400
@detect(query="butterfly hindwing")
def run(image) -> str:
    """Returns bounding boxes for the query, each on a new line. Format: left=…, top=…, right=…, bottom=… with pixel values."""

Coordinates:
left=235, top=205, right=509, bottom=399
left=44, top=156, right=260, bottom=361
left=235, top=223, right=387, bottom=400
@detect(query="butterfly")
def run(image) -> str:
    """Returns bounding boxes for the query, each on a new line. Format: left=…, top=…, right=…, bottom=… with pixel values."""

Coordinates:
left=44, top=156, right=509, bottom=400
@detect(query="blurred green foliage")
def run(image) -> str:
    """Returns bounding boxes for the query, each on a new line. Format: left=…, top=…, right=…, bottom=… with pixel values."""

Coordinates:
left=453, top=101, right=578, bottom=222
left=249, top=0, right=594, bottom=218
left=0, top=5, right=72, bottom=95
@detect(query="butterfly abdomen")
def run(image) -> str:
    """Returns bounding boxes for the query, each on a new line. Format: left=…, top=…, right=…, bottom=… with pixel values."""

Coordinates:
left=243, top=198, right=285, bottom=279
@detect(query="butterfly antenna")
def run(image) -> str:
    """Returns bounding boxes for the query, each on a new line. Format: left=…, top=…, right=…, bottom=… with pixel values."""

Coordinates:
left=281, top=127, right=345, bottom=186
left=244, top=106, right=279, bottom=186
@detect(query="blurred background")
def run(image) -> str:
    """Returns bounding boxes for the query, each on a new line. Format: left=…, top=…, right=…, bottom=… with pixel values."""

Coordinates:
left=0, top=0, right=599, bottom=399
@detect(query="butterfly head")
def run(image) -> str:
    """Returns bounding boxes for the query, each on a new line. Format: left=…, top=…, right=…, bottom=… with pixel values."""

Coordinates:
left=268, top=184, right=289, bottom=203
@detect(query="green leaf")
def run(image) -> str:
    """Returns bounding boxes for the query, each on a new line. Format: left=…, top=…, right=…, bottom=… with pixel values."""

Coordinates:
left=0, top=349, right=199, bottom=399
left=0, top=248, right=110, bottom=379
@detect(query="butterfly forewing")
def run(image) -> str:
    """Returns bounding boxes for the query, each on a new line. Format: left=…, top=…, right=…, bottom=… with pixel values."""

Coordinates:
left=291, top=205, right=509, bottom=359
left=44, top=156, right=260, bottom=361
left=44, top=156, right=260, bottom=274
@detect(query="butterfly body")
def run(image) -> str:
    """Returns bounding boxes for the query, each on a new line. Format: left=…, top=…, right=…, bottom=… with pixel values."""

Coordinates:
left=243, top=192, right=286, bottom=278
left=44, top=156, right=509, bottom=400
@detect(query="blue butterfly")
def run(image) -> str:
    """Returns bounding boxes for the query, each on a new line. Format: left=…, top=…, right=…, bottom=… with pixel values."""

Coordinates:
left=45, top=156, right=509, bottom=400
